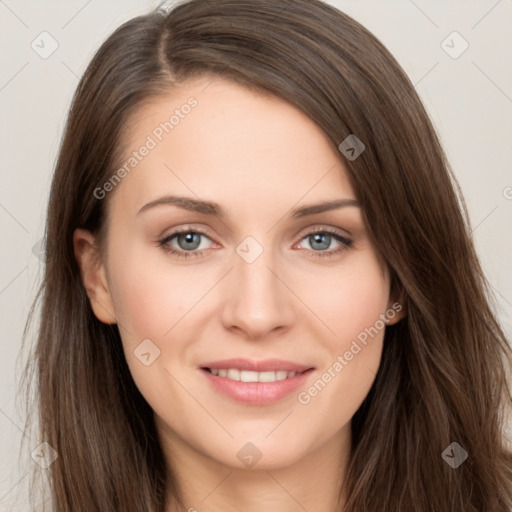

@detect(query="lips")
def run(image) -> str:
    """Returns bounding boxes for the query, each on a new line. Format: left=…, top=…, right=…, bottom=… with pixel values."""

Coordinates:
left=199, top=358, right=315, bottom=405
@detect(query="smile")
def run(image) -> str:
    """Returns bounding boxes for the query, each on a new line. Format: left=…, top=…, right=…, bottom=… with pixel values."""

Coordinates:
left=199, top=360, right=315, bottom=405
left=205, top=368, right=306, bottom=382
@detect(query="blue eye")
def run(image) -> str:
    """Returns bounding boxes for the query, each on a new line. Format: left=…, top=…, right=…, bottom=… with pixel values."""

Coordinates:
left=170, top=232, right=203, bottom=251
left=297, top=229, right=352, bottom=258
left=158, top=230, right=211, bottom=259
left=158, top=227, right=352, bottom=260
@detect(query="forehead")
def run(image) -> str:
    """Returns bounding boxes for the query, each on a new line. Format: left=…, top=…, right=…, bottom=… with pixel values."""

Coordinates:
left=109, top=77, right=356, bottom=217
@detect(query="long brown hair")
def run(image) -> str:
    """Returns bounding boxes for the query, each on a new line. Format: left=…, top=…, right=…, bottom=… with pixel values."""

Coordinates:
left=19, top=0, right=512, bottom=510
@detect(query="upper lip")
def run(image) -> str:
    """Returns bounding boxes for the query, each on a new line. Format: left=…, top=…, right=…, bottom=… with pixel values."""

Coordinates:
left=200, top=358, right=314, bottom=373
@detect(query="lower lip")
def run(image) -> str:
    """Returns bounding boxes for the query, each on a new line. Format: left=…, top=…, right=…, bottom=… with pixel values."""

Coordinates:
left=200, top=368, right=315, bottom=405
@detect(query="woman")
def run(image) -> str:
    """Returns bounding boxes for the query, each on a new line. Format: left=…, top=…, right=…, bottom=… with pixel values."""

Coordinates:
left=20, top=0, right=512, bottom=510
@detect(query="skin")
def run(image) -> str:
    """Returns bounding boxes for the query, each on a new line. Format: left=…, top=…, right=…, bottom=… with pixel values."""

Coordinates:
left=74, top=76, right=405, bottom=512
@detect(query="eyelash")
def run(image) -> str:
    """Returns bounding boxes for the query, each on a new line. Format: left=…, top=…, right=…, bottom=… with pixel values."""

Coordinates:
left=157, top=226, right=353, bottom=260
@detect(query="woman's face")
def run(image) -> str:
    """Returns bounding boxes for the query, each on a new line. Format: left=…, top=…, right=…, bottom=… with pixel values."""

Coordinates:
left=75, top=76, right=403, bottom=471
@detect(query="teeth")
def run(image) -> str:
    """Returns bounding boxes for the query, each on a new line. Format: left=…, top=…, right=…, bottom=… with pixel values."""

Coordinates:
left=227, top=368, right=240, bottom=380
left=208, top=368, right=299, bottom=382
left=241, top=370, right=259, bottom=382
left=258, top=371, right=277, bottom=382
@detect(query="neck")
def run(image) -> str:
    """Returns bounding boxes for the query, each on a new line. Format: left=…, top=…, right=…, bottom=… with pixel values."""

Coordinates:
left=158, top=418, right=352, bottom=512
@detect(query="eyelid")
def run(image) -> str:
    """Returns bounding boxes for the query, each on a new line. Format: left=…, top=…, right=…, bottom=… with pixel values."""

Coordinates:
left=295, top=223, right=352, bottom=240
left=157, top=223, right=217, bottom=242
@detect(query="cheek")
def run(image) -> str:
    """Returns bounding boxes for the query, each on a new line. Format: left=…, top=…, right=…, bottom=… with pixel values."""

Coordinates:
left=294, top=252, right=389, bottom=405
left=106, top=244, right=201, bottom=404
left=107, top=242, right=203, bottom=341
left=298, top=252, right=389, bottom=346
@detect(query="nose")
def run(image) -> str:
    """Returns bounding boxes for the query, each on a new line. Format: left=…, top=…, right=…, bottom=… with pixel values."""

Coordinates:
left=220, top=241, right=296, bottom=341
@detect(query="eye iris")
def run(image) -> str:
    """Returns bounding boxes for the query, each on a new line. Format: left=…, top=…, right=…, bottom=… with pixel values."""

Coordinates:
left=178, top=232, right=201, bottom=250
left=309, top=233, right=330, bottom=251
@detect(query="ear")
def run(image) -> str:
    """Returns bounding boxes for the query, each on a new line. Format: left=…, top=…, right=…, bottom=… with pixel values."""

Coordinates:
left=73, top=228, right=117, bottom=324
left=385, top=285, right=407, bottom=326
left=385, top=300, right=406, bottom=326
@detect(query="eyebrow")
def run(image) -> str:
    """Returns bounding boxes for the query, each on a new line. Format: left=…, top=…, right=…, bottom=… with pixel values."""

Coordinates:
left=136, top=195, right=360, bottom=218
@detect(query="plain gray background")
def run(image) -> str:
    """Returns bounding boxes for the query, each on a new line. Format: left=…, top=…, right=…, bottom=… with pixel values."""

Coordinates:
left=1, top=0, right=511, bottom=509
